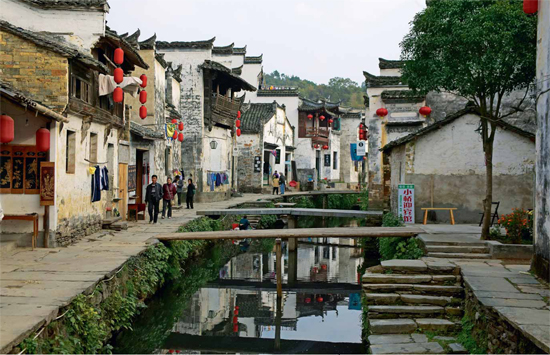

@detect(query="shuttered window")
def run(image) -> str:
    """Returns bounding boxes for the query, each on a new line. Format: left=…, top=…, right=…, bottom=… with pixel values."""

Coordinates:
left=66, top=131, right=76, bottom=174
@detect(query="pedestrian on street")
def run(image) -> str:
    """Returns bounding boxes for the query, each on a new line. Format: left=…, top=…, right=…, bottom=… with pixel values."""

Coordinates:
left=273, top=170, right=279, bottom=179
left=272, top=175, right=280, bottom=195
left=145, top=175, right=162, bottom=224
left=162, top=177, right=177, bottom=219
left=175, top=175, right=184, bottom=206
left=186, top=178, right=196, bottom=209
left=240, top=215, right=251, bottom=230
left=279, top=173, right=286, bottom=195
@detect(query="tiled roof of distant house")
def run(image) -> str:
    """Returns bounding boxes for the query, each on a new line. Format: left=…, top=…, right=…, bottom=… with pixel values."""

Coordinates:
left=139, top=33, right=156, bottom=50
left=212, top=43, right=234, bottom=55
left=379, top=58, right=405, bottom=69
left=257, top=88, right=299, bottom=97
left=240, top=102, right=277, bottom=133
left=298, top=97, right=341, bottom=115
left=19, top=0, right=107, bottom=10
left=244, top=54, right=263, bottom=64
left=363, top=71, right=404, bottom=87
left=381, top=90, right=425, bottom=103
left=232, top=46, right=247, bottom=55
left=156, top=37, right=216, bottom=50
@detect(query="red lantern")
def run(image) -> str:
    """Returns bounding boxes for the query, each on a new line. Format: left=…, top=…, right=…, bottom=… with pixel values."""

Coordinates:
left=376, top=108, right=388, bottom=117
left=171, top=118, right=178, bottom=124
left=139, top=74, right=147, bottom=88
left=307, top=114, right=313, bottom=120
left=320, top=115, right=325, bottom=121
left=314, top=144, right=319, bottom=149
left=237, top=110, right=241, bottom=119
left=36, top=128, right=50, bottom=152
left=329, top=119, right=334, bottom=124
left=359, top=126, right=365, bottom=141
left=322, top=145, right=329, bottom=150
left=317, top=297, right=324, bottom=303
left=524, top=0, right=538, bottom=14
left=178, top=133, right=183, bottom=142
left=178, top=122, right=184, bottom=131
left=321, top=264, right=327, bottom=270
left=114, top=48, right=124, bottom=65
left=236, top=119, right=241, bottom=128
left=305, top=297, right=312, bottom=304
left=113, top=87, right=123, bottom=103
left=419, top=106, right=432, bottom=117
left=236, top=128, right=241, bottom=137
left=233, top=316, right=238, bottom=324
left=139, top=90, right=147, bottom=104
left=0, top=115, right=14, bottom=143
left=139, top=105, right=147, bottom=119
left=114, top=67, right=123, bottom=84
left=233, top=324, right=239, bottom=333
left=173, top=131, right=178, bottom=139
left=235, top=306, right=239, bottom=310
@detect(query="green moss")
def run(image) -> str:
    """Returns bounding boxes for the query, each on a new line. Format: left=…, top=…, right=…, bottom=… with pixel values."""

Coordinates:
left=457, top=315, right=488, bottom=354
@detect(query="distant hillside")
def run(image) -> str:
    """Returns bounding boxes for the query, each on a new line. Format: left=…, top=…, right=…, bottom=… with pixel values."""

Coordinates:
left=264, top=71, right=365, bottom=109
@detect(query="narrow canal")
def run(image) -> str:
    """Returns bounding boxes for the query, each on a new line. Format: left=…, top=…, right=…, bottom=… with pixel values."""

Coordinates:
left=111, top=238, right=369, bottom=354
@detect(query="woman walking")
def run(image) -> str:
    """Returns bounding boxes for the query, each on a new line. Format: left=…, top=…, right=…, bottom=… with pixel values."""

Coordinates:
left=279, top=173, right=286, bottom=195
left=186, top=178, right=196, bottom=209
left=272, top=175, right=280, bottom=195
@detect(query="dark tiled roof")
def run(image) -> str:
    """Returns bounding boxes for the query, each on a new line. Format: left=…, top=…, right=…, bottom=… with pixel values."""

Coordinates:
left=240, top=102, right=277, bottom=133
left=339, top=107, right=362, bottom=119
left=212, top=43, right=234, bottom=55
left=299, top=97, right=340, bottom=115
left=105, top=28, right=149, bottom=69
left=231, top=65, right=243, bottom=75
left=130, top=121, right=164, bottom=139
left=155, top=53, right=167, bottom=68
left=257, top=88, right=299, bottom=97
left=200, top=60, right=256, bottom=91
left=167, top=63, right=183, bottom=82
left=166, top=105, right=181, bottom=119
left=233, top=45, right=247, bottom=55
left=379, top=58, right=405, bottom=69
left=156, top=37, right=216, bottom=50
left=19, top=0, right=107, bottom=10
left=381, top=90, right=425, bottom=103
left=363, top=71, right=404, bottom=88
left=244, top=54, right=262, bottom=64
left=124, top=29, right=140, bottom=47
left=381, top=107, right=535, bottom=152
left=139, top=33, right=156, bottom=50
left=0, top=20, right=108, bottom=72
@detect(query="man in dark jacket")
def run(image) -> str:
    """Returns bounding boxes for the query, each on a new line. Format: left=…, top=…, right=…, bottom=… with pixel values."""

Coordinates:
left=145, top=175, right=162, bottom=224
left=162, top=177, right=177, bottom=219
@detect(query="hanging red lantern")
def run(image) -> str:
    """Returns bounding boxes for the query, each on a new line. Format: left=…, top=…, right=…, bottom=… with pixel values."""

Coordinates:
left=236, top=128, right=241, bottom=137
left=320, top=115, right=325, bottom=121
left=376, top=108, right=388, bottom=117
left=329, top=119, right=334, bottom=124
left=419, top=106, right=432, bottom=117
left=237, top=110, right=241, bottom=119
left=234, top=309, right=239, bottom=316
left=314, top=144, right=319, bottom=149
left=139, top=90, right=147, bottom=104
left=307, top=114, right=313, bottom=120
left=171, top=118, right=177, bottom=124
left=139, top=105, right=147, bottom=119
left=0, top=115, right=14, bottom=143
left=178, top=122, right=184, bottom=131
left=36, top=128, right=50, bottom=152
left=236, top=119, right=241, bottom=128
left=359, top=126, right=365, bottom=140
left=233, top=324, right=239, bottom=333
left=113, top=67, right=123, bottom=84
left=178, top=133, right=184, bottom=142
left=233, top=316, right=238, bottom=324
left=113, top=87, right=123, bottom=103
left=305, top=297, right=312, bottom=304
left=322, top=145, right=329, bottom=150
left=524, top=0, right=538, bottom=14
left=317, top=296, right=324, bottom=303
left=140, top=74, right=147, bottom=88
left=321, top=264, right=327, bottom=270
left=114, top=48, right=124, bottom=65
left=173, top=131, right=178, bottom=139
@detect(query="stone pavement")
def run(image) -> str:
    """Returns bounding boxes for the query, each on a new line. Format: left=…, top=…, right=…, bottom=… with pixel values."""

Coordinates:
left=0, top=193, right=276, bottom=354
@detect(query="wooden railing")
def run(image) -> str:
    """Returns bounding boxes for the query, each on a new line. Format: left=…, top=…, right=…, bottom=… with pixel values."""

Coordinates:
left=212, top=93, right=240, bottom=119
left=305, top=127, right=329, bottom=138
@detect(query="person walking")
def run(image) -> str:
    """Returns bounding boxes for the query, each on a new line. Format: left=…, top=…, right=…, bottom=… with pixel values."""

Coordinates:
left=175, top=175, right=184, bottom=206
left=145, top=175, right=162, bottom=224
left=272, top=174, right=280, bottom=195
left=279, top=173, right=286, bottom=195
left=162, top=177, right=177, bottom=219
left=239, top=215, right=251, bottom=230
left=186, top=178, right=196, bottom=209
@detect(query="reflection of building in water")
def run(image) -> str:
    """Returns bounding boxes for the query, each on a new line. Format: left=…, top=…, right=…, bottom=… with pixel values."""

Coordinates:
left=221, top=253, right=264, bottom=281
left=296, top=242, right=362, bottom=284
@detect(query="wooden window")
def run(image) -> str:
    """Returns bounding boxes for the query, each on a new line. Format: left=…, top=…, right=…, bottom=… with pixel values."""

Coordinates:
left=66, top=131, right=76, bottom=174
left=89, top=133, right=98, bottom=164
left=275, top=149, right=281, bottom=164
left=70, top=62, right=93, bottom=104
left=333, top=152, right=338, bottom=170
left=0, top=145, right=47, bottom=194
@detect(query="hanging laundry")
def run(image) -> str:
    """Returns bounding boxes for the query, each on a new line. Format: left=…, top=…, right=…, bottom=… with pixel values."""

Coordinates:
left=215, top=173, right=222, bottom=187
left=101, top=167, right=109, bottom=191
left=207, top=173, right=212, bottom=187
left=91, top=165, right=101, bottom=202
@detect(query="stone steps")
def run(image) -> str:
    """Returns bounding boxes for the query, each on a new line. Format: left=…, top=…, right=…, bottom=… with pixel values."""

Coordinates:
left=364, top=284, right=463, bottom=296
left=426, top=245, right=489, bottom=254
left=427, top=252, right=492, bottom=259
left=423, top=240, right=486, bottom=247
left=363, top=273, right=459, bottom=285
left=368, top=334, right=467, bottom=354
left=369, top=341, right=446, bottom=354
left=368, top=305, right=445, bottom=319
left=369, top=318, right=457, bottom=335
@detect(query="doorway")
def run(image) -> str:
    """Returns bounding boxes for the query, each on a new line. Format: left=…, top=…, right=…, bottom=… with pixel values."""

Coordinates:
left=136, top=150, right=144, bottom=203
left=118, top=163, right=128, bottom=220
left=263, top=150, right=270, bottom=185
left=315, top=150, right=321, bottom=181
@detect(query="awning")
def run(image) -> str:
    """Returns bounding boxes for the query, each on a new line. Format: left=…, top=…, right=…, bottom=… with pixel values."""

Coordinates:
left=200, top=60, right=257, bottom=92
left=285, top=145, right=296, bottom=151
left=264, top=142, right=278, bottom=150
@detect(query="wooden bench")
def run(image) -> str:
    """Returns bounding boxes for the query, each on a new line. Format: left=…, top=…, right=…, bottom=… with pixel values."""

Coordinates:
left=421, top=208, right=458, bottom=225
left=2, top=213, right=39, bottom=250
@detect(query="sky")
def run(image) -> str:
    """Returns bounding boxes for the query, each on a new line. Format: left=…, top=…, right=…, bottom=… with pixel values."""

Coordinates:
left=107, top=0, right=426, bottom=85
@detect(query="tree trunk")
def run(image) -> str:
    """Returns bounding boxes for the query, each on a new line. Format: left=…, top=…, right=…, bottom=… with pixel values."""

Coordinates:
left=481, top=140, right=494, bottom=240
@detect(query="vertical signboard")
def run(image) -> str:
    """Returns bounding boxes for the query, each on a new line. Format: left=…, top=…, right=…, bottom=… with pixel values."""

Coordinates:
left=356, top=141, right=366, bottom=156
left=398, top=184, right=415, bottom=223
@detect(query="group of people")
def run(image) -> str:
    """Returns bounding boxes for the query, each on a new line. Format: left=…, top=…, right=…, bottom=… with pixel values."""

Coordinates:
left=271, top=170, right=286, bottom=195
left=145, top=175, right=196, bottom=224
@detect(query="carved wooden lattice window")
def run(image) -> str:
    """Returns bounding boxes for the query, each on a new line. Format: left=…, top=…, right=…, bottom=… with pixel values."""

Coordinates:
left=0, top=145, right=47, bottom=194
left=66, top=130, right=76, bottom=174
left=70, top=63, right=93, bottom=104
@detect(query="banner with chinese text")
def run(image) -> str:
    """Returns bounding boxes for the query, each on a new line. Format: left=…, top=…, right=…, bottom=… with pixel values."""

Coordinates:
left=398, top=184, right=415, bottom=223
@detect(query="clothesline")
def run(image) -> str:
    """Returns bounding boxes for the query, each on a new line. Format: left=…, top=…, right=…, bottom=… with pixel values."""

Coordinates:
left=206, top=170, right=228, bottom=173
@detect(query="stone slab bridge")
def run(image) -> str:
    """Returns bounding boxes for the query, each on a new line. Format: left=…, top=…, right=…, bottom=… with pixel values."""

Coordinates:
left=196, top=208, right=380, bottom=219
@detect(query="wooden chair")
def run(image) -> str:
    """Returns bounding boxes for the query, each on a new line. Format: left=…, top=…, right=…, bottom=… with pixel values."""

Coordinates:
left=479, top=201, right=500, bottom=226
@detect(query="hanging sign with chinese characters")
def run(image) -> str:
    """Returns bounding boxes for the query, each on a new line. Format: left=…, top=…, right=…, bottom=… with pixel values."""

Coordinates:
left=398, top=184, right=415, bottom=223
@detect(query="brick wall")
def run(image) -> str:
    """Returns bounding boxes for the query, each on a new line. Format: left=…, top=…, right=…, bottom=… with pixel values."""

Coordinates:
left=0, top=30, right=69, bottom=112
left=237, top=134, right=263, bottom=193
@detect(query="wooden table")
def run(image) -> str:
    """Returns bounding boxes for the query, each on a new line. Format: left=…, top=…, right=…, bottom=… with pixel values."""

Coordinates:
left=421, top=208, right=457, bottom=225
left=2, top=213, right=39, bottom=250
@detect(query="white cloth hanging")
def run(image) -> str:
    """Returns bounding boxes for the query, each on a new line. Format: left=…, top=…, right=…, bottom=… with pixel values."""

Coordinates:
left=98, top=74, right=143, bottom=97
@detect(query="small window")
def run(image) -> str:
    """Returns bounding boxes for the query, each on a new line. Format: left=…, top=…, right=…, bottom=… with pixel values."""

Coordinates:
left=71, top=75, right=92, bottom=104
left=165, top=148, right=170, bottom=177
left=89, top=133, right=98, bottom=164
left=333, top=152, right=338, bottom=170
left=275, top=149, right=281, bottom=164
left=66, top=131, right=76, bottom=174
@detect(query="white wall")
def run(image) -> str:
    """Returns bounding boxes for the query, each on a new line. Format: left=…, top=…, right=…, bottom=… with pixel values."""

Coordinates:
left=212, top=53, right=232, bottom=68
left=201, top=126, right=232, bottom=192
left=0, top=0, right=105, bottom=50
left=240, top=63, right=262, bottom=99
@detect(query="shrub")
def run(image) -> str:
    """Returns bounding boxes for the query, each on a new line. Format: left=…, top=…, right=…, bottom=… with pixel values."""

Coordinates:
left=178, top=217, right=221, bottom=232
left=379, top=237, right=423, bottom=261
left=497, top=208, right=532, bottom=244
left=382, top=212, right=404, bottom=227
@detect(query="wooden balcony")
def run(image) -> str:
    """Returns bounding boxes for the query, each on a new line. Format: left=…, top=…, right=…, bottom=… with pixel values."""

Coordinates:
left=211, top=93, right=241, bottom=127
left=305, top=127, right=329, bottom=138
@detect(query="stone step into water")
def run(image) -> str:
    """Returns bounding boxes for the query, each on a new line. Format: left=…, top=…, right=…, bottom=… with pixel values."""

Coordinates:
left=381, top=260, right=428, bottom=273
left=368, top=305, right=445, bottom=319
left=415, top=318, right=457, bottom=333
left=427, top=252, right=492, bottom=259
left=423, top=240, right=487, bottom=247
left=369, top=341, right=446, bottom=354
left=363, top=273, right=460, bottom=285
left=364, top=284, right=463, bottom=296
left=369, top=319, right=417, bottom=334
left=426, top=245, right=489, bottom=254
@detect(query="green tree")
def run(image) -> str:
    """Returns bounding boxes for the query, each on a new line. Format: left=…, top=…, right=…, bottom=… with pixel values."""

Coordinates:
left=400, top=0, right=536, bottom=239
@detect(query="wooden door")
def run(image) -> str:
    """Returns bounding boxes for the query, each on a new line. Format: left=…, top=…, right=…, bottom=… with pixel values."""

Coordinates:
left=118, top=163, right=128, bottom=220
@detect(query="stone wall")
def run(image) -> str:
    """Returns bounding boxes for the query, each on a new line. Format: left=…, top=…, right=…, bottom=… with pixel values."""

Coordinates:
left=0, top=30, right=69, bottom=112
left=237, top=133, right=263, bottom=193
left=55, top=214, right=102, bottom=246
